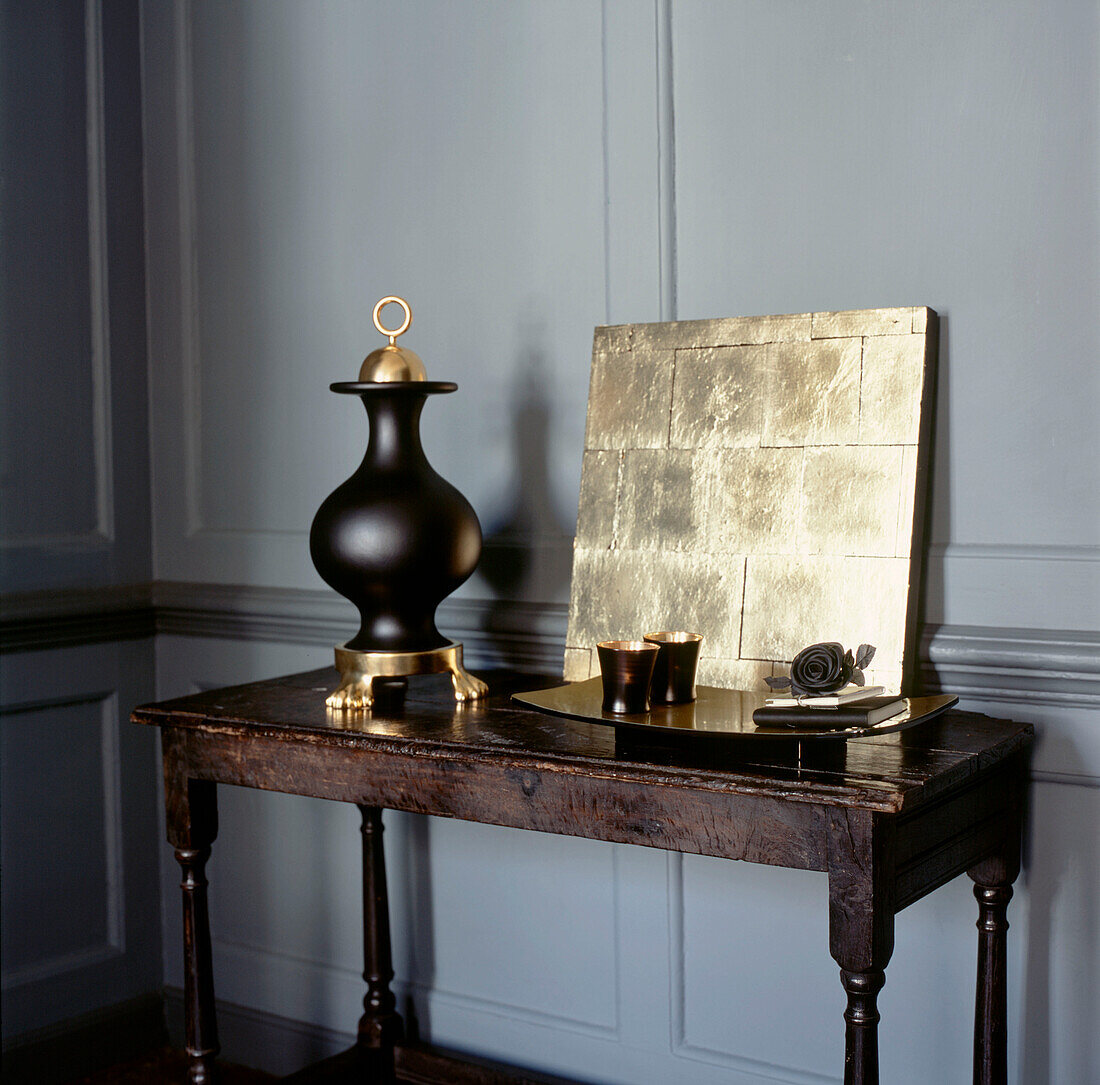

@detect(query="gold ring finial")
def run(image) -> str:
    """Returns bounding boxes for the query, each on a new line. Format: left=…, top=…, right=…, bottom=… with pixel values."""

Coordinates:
left=372, top=296, right=412, bottom=344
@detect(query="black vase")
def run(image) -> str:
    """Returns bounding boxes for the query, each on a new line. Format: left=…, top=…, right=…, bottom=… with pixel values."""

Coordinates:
left=309, top=381, right=482, bottom=653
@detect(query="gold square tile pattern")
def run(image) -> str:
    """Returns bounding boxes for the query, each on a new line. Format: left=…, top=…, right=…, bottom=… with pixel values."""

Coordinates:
left=584, top=349, right=674, bottom=450
left=574, top=450, right=621, bottom=549
left=859, top=335, right=928, bottom=445
left=566, top=307, right=937, bottom=694
left=798, top=445, right=904, bottom=557
left=703, top=448, right=804, bottom=555
left=670, top=346, right=769, bottom=449
left=567, top=548, right=746, bottom=663
left=760, top=339, right=863, bottom=447
left=739, top=555, right=911, bottom=669
left=616, top=450, right=704, bottom=552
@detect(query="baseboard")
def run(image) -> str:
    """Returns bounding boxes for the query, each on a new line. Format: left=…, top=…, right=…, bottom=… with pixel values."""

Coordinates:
left=164, top=986, right=353, bottom=1077
left=163, top=988, right=585, bottom=1084
left=0, top=992, right=167, bottom=1084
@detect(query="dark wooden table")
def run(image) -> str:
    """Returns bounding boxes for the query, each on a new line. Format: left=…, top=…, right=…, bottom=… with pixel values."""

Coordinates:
left=132, top=669, right=1032, bottom=1085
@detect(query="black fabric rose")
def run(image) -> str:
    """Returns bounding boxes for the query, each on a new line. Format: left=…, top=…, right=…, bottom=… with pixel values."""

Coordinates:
left=765, top=642, right=875, bottom=696
left=791, top=642, right=851, bottom=694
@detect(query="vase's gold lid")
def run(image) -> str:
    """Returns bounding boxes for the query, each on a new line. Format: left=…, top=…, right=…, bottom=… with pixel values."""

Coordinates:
left=358, top=296, right=427, bottom=382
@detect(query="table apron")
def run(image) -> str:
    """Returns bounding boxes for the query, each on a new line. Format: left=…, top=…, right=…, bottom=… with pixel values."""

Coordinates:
left=894, top=759, right=1025, bottom=911
left=164, top=726, right=829, bottom=870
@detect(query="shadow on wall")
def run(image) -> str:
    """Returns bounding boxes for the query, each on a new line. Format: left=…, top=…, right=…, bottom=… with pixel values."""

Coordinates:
left=1019, top=764, right=1099, bottom=1083
left=918, top=311, right=950, bottom=638
left=400, top=324, right=577, bottom=1028
left=401, top=813, right=433, bottom=1043
left=477, top=320, right=574, bottom=659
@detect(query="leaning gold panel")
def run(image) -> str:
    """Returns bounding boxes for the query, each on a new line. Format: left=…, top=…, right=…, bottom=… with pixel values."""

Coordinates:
left=566, top=307, right=936, bottom=694
left=584, top=349, right=674, bottom=450
left=739, top=555, right=910, bottom=682
left=703, top=447, right=804, bottom=555
left=567, top=548, right=745, bottom=662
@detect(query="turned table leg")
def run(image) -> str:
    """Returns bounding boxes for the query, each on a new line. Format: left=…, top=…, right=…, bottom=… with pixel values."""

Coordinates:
left=358, top=805, right=404, bottom=1082
left=838, top=968, right=887, bottom=1085
left=176, top=841, right=219, bottom=1084
left=827, top=810, right=896, bottom=1085
left=164, top=732, right=220, bottom=1085
left=968, top=771, right=1023, bottom=1085
left=969, top=881, right=1012, bottom=1085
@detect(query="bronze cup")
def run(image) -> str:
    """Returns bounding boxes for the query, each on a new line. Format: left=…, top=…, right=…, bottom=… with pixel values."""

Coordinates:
left=643, top=632, right=703, bottom=704
left=596, top=640, right=660, bottom=714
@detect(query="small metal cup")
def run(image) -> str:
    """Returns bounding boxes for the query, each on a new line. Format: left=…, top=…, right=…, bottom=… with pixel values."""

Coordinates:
left=596, top=640, right=660, bottom=714
left=643, top=632, right=703, bottom=704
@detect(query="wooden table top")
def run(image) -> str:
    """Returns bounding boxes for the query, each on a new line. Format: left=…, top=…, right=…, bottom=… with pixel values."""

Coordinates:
left=133, top=668, right=1032, bottom=817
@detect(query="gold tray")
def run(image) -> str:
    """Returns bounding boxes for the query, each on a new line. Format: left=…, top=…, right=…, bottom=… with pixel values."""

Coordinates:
left=513, top=679, right=958, bottom=740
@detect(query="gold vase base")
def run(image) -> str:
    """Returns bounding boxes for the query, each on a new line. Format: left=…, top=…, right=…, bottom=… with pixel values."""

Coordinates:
left=326, top=642, right=488, bottom=709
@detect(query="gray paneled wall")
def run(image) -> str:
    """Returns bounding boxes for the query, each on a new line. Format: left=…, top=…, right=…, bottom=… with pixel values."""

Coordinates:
left=7, top=0, right=1092, bottom=1075
left=139, top=3, right=1099, bottom=1083
left=0, top=0, right=152, bottom=592
left=0, top=0, right=161, bottom=1052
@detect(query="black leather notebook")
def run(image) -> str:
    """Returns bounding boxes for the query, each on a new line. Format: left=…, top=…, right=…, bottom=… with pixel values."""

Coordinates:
left=752, top=696, right=906, bottom=729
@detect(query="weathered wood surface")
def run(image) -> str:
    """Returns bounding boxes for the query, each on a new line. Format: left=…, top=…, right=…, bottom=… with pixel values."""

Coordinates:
left=161, top=723, right=827, bottom=869
left=135, top=668, right=1032, bottom=815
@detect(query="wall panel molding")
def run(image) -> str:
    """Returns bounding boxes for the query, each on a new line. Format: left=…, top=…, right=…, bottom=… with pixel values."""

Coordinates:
left=920, top=623, right=1100, bottom=708
left=84, top=0, right=115, bottom=545
left=0, top=691, right=125, bottom=990
left=666, top=853, right=838, bottom=1085
left=151, top=581, right=571, bottom=673
left=655, top=0, right=677, bottom=322
left=929, top=543, right=1100, bottom=562
left=0, top=585, right=155, bottom=652
left=1, top=0, right=114, bottom=554
left=150, top=583, right=1097, bottom=713
left=173, top=0, right=203, bottom=537
left=4, top=581, right=1097, bottom=711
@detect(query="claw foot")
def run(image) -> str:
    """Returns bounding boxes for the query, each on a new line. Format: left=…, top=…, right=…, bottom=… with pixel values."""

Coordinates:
left=326, top=676, right=375, bottom=709
left=450, top=667, right=489, bottom=702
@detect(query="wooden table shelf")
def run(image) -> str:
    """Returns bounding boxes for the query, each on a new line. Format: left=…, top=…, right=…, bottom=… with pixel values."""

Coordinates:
left=133, top=668, right=1032, bottom=1085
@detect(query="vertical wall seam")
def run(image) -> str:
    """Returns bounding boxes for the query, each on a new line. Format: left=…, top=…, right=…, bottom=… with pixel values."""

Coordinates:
left=137, top=0, right=164, bottom=578
left=174, top=0, right=202, bottom=536
left=86, top=0, right=116, bottom=542
left=100, top=691, right=127, bottom=951
left=600, top=1, right=612, bottom=326
left=655, top=0, right=677, bottom=322
left=665, top=850, right=684, bottom=1050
